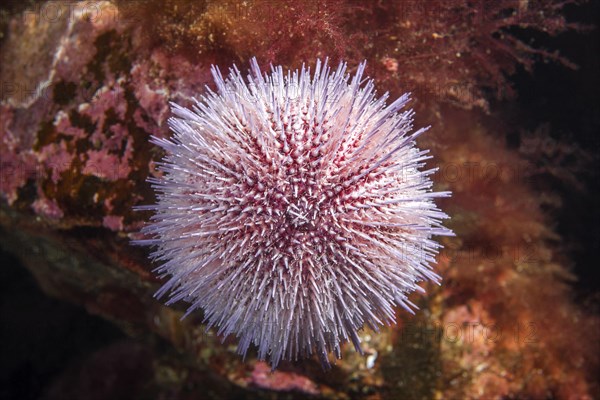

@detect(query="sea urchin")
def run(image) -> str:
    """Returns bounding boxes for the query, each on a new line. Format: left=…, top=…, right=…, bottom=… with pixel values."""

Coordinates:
left=136, top=58, right=452, bottom=368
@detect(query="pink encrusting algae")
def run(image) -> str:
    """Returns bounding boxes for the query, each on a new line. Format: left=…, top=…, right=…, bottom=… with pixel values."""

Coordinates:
left=136, top=58, right=453, bottom=368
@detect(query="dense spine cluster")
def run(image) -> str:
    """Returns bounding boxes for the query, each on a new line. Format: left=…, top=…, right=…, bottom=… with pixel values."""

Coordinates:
left=136, top=58, right=452, bottom=368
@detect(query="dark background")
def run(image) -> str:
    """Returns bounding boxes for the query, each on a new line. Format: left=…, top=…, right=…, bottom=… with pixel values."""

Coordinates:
left=510, top=0, right=600, bottom=302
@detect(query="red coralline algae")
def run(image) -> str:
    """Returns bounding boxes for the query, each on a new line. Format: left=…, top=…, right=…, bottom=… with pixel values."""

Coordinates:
left=247, top=362, right=319, bottom=395
left=37, top=140, right=76, bottom=185
left=31, top=196, right=64, bottom=220
left=103, top=215, right=124, bottom=232
left=0, top=2, right=214, bottom=227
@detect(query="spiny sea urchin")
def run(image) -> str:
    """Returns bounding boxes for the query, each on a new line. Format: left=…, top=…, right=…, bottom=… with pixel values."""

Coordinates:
left=136, top=58, right=453, bottom=368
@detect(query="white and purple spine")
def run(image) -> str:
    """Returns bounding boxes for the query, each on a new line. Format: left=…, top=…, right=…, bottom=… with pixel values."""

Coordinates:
left=136, top=58, right=453, bottom=368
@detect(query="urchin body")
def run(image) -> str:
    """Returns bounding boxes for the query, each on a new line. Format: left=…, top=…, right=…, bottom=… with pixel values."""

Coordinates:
left=137, top=58, right=452, bottom=368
